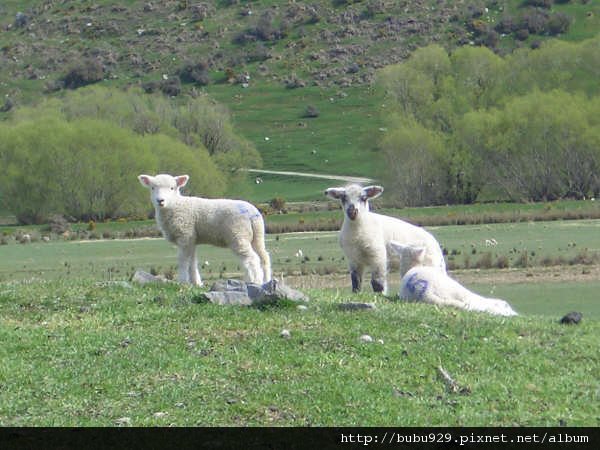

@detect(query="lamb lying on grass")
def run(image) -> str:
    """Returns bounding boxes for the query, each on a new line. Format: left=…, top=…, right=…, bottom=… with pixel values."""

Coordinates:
left=325, top=184, right=445, bottom=295
left=390, top=242, right=518, bottom=316
left=138, top=174, right=271, bottom=286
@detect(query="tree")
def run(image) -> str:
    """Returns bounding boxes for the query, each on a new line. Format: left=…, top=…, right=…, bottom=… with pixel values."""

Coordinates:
left=380, top=117, right=449, bottom=206
left=464, top=90, right=600, bottom=201
left=0, top=114, right=227, bottom=223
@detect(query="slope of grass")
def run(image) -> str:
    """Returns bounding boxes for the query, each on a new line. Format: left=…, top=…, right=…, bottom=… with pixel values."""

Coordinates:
left=3, top=220, right=600, bottom=319
left=209, top=83, right=386, bottom=178
left=0, top=278, right=597, bottom=426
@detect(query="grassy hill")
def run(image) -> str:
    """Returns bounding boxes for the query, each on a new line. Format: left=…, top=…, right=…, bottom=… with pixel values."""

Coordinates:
left=0, top=277, right=598, bottom=426
left=1, top=0, right=599, bottom=202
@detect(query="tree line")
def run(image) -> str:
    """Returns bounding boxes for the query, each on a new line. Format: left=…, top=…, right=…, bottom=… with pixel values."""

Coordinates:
left=377, top=35, right=600, bottom=206
left=0, top=87, right=261, bottom=224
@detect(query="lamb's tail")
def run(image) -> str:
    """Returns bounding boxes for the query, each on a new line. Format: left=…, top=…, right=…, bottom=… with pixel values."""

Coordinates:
left=251, top=215, right=272, bottom=282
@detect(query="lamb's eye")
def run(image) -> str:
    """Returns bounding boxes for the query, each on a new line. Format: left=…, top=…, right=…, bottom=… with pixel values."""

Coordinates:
left=170, top=187, right=174, bottom=191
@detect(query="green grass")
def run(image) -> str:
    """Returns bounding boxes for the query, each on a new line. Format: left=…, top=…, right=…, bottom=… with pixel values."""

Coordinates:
left=1, top=217, right=599, bottom=425
left=209, top=83, right=386, bottom=178
left=470, top=280, right=600, bottom=318
left=0, top=279, right=598, bottom=426
left=3, top=220, right=600, bottom=318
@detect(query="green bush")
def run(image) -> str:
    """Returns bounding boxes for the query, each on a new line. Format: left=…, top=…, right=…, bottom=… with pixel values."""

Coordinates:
left=377, top=36, right=600, bottom=205
left=62, top=58, right=104, bottom=89
left=0, top=112, right=226, bottom=223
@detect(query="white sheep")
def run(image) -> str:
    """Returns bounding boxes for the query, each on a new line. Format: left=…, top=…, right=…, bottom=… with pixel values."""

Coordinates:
left=325, top=184, right=445, bottom=295
left=390, top=242, right=517, bottom=316
left=138, top=174, right=271, bottom=286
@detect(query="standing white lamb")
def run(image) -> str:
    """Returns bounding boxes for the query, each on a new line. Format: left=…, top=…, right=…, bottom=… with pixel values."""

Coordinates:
left=138, top=174, right=271, bottom=286
left=390, top=242, right=518, bottom=316
left=325, top=184, right=445, bottom=295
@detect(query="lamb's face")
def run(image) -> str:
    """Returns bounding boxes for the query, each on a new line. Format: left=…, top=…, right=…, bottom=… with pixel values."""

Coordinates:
left=325, top=184, right=383, bottom=221
left=138, top=174, right=189, bottom=209
left=389, top=241, right=427, bottom=274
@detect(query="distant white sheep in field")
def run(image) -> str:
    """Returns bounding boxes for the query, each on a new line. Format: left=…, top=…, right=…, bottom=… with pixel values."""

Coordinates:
left=325, top=184, right=445, bottom=295
left=138, top=174, right=271, bottom=286
left=390, top=242, right=518, bottom=317
left=485, top=238, right=498, bottom=247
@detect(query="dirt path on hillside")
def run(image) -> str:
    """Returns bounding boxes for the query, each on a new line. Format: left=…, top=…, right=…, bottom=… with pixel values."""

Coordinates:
left=242, top=168, right=375, bottom=184
left=282, top=265, right=600, bottom=290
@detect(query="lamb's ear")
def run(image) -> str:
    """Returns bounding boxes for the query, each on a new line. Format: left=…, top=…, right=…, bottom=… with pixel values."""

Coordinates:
left=412, top=246, right=426, bottom=263
left=389, top=241, right=409, bottom=256
left=325, top=187, right=346, bottom=200
left=175, top=175, right=189, bottom=188
left=390, top=241, right=426, bottom=262
left=362, top=185, right=384, bottom=199
left=138, top=175, right=153, bottom=188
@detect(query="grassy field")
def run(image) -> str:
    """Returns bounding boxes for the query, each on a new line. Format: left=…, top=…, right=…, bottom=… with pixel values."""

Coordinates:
left=1, top=218, right=599, bottom=426
left=0, top=278, right=598, bottom=426
left=3, top=220, right=600, bottom=317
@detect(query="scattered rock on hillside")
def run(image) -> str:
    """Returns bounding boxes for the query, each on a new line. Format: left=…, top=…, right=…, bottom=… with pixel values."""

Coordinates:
left=132, top=269, right=168, bottom=285
left=559, top=311, right=582, bottom=325
left=201, top=278, right=308, bottom=306
left=337, top=302, right=377, bottom=311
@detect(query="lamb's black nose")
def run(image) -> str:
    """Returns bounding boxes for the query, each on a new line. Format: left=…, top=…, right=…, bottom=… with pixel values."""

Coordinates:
left=157, top=199, right=165, bottom=207
left=346, top=204, right=358, bottom=220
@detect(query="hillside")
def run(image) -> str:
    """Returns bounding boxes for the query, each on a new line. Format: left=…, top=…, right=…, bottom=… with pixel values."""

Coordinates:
left=1, top=0, right=599, bottom=202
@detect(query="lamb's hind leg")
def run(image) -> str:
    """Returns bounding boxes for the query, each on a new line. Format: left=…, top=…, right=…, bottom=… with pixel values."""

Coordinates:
left=187, top=246, right=203, bottom=287
left=232, top=241, right=263, bottom=284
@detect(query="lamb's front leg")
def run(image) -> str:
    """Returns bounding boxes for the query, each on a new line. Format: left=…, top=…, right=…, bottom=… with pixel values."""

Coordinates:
left=177, top=244, right=195, bottom=284
left=371, top=266, right=387, bottom=295
left=370, top=254, right=388, bottom=294
left=349, top=263, right=364, bottom=293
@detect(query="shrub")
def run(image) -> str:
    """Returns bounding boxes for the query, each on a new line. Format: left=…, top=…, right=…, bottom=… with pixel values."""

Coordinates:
left=521, top=10, right=549, bottom=34
left=62, top=59, right=104, bottom=89
left=47, top=214, right=71, bottom=234
left=284, top=74, right=306, bottom=89
left=475, top=252, right=493, bottom=269
left=494, top=255, right=509, bottom=269
left=304, top=105, right=320, bottom=118
left=515, top=28, right=530, bottom=40
left=546, top=12, right=571, bottom=35
left=479, top=30, right=500, bottom=49
left=269, top=197, right=286, bottom=212
left=468, top=19, right=489, bottom=36
left=514, top=251, right=530, bottom=268
left=160, top=77, right=181, bottom=97
left=495, top=16, right=518, bottom=34
left=178, top=61, right=210, bottom=86
left=522, top=0, right=553, bottom=8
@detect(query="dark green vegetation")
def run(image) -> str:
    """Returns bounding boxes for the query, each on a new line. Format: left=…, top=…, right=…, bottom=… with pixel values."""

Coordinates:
left=0, top=87, right=261, bottom=223
left=0, top=1, right=599, bottom=211
left=378, top=38, right=600, bottom=205
left=0, top=278, right=598, bottom=426
left=0, top=1, right=599, bottom=426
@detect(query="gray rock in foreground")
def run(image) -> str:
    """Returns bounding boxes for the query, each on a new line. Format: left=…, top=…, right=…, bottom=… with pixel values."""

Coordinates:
left=560, top=311, right=582, bottom=325
left=337, top=302, right=377, bottom=311
left=204, top=278, right=309, bottom=306
left=132, top=270, right=168, bottom=285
